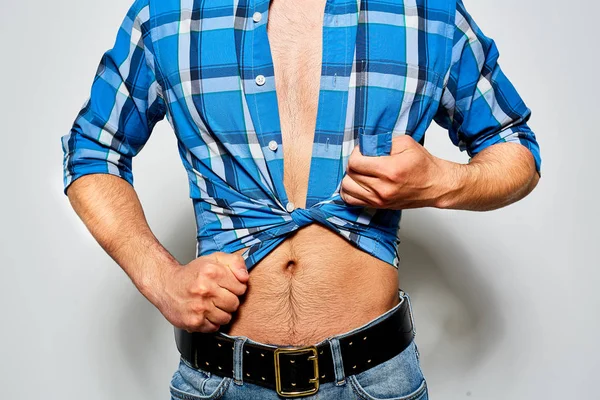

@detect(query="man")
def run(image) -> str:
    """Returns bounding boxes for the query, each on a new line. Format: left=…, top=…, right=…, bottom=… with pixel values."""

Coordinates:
left=61, top=0, right=541, bottom=398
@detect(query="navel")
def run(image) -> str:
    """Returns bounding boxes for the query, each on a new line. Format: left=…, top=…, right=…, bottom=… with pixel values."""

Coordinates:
left=283, top=259, right=298, bottom=273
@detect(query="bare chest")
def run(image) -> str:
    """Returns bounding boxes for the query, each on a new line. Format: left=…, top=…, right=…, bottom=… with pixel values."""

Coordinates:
left=266, top=1, right=327, bottom=208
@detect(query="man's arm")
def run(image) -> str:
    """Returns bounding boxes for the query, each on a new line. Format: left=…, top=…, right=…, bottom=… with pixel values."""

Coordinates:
left=65, top=174, right=180, bottom=301
left=66, top=173, right=249, bottom=333
left=340, top=0, right=541, bottom=211
left=435, top=141, right=540, bottom=211
left=61, top=0, right=174, bottom=298
left=340, top=135, right=539, bottom=211
left=62, top=0, right=248, bottom=333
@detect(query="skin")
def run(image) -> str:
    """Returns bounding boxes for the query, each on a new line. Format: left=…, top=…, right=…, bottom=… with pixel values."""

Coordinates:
left=65, top=0, right=540, bottom=346
left=340, top=135, right=540, bottom=211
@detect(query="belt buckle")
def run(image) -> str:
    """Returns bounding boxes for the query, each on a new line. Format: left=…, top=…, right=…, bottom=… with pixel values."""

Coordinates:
left=273, top=346, right=319, bottom=397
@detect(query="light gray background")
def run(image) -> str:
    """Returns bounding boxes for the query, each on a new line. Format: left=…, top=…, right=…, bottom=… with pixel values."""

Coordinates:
left=1, top=0, right=597, bottom=398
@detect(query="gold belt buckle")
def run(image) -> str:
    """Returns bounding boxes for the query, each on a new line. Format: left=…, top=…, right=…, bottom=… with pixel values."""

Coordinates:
left=273, top=346, right=319, bottom=397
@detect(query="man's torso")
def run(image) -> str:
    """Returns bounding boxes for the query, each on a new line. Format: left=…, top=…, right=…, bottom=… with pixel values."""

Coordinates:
left=224, top=0, right=400, bottom=346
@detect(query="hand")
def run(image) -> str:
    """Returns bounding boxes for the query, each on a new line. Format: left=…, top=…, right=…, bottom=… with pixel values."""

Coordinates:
left=340, top=135, right=457, bottom=209
left=152, top=252, right=249, bottom=333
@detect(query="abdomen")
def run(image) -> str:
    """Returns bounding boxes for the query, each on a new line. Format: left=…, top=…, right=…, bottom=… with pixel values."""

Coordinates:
left=224, top=223, right=400, bottom=346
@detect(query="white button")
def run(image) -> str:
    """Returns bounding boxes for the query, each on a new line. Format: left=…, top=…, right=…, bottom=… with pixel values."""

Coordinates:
left=255, top=75, right=266, bottom=86
left=252, top=12, right=262, bottom=23
left=286, top=202, right=295, bottom=212
left=268, top=140, right=278, bottom=151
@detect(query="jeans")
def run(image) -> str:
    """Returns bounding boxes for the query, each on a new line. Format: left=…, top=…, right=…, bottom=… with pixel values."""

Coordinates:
left=169, top=289, right=428, bottom=400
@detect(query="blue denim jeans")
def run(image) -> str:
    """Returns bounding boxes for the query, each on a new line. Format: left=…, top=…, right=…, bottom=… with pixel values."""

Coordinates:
left=169, top=289, right=428, bottom=400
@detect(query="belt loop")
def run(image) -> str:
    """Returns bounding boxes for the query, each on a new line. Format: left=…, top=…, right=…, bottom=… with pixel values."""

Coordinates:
left=233, top=336, right=248, bottom=386
left=327, top=337, right=346, bottom=386
left=401, top=289, right=417, bottom=335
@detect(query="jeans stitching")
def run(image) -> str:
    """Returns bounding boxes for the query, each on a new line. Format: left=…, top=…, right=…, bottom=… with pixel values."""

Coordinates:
left=169, top=378, right=232, bottom=400
left=348, top=375, right=427, bottom=400
left=172, top=358, right=232, bottom=400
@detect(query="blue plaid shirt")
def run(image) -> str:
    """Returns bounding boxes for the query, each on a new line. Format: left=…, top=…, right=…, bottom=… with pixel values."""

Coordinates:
left=61, top=0, right=542, bottom=269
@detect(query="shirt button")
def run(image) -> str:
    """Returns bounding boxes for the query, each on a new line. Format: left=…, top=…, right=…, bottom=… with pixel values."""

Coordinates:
left=255, top=74, right=266, bottom=86
left=252, top=12, right=262, bottom=23
left=268, top=140, right=278, bottom=151
left=286, top=202, right=295, bottom=213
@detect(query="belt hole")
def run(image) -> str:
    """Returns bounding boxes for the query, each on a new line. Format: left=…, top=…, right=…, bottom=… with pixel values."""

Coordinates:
left=245, top=350, right=249, bottom=354
left=290, top=360, right=295, bottom=363
left=367, top=359, right=371, bottom=363
left=352, top=365, right=357, bottom=369
left=321, top=374, right=325, bottom=378
left=232, top=346, right=234, bottom=350
left=218, top=366, right=222, bottom=370
left=261, top=377, right=266, bottom=381
left=217, top=343, right=222, bottom=347
left=246, top=373, right=251, bottom=377
left=363, top=336, right=367, bottom=340
left=261, top=353, right=265, bottom=357
left=291, top=383, right=296, bottom=387
left=349, top=341, right=353, bottom=346
left=205, top=362, right=210, bottom=366
left=319, top=350, right=323, bottom=355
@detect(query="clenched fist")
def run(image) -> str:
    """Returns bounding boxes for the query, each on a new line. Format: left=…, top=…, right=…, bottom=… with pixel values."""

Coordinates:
left=151, top=252, right=249, bottom=333
left=340, top=134, right=457, bottom=209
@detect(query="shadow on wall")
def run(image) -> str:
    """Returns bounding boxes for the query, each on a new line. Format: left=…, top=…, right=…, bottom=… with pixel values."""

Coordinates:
left=397, top=210, right=506, bottom=383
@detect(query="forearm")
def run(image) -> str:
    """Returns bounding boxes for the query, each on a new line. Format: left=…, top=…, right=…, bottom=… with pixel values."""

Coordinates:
left=65, top=173, right=181, bottom=301
left=434, top=142, right=540, bottom=211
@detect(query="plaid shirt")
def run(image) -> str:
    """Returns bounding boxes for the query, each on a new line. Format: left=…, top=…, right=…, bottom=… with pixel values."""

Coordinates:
left=61, top=0, right=542, bottom=269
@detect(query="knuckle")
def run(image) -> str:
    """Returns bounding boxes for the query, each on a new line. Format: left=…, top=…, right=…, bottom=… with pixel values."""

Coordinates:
left=232, top=282, right=247, bottom=296
left=231, top=296, right=241, bottom=310
left=203, top=263, right=217, bottom=276
left=192, top=283, right=211, bottom=296
left=185, top=315, right=203, bottom=330
left=397, top=135, right=414, bottom=147
left=385, top=166, right=402, bottom=182
left=190, top=301, right=208, bottom=314
left=341, top=176, right=351, bottom=190
left=347, top=156, right=359, bottom=171
left=377, top=185, right=394, bottom=201
left=344, top=194, right=356, bottom=205
left=202, top=263, right=221, bottom=279
left=371, top=195, right=387, bottom=208
left=221, top=313, right=233, bottom=324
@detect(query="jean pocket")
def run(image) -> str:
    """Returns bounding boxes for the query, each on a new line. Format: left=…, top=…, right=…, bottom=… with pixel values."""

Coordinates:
left=169, top=357, right=232, bottom=400
left=348, top=341, right=427, bottom=400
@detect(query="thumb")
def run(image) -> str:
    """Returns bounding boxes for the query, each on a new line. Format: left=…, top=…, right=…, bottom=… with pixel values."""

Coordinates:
left=229, top=262, right=249, bottom=283
left=213, top=251, right=249, bottom=283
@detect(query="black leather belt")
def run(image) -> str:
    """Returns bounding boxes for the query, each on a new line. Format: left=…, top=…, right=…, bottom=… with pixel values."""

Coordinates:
left=174, top=294, right=414, bottom=398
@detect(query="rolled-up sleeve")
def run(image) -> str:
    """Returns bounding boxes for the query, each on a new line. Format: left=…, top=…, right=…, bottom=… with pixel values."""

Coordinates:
left=61, top=0, right=166, bottom=195
left=433, top=0, right=542, bottom=176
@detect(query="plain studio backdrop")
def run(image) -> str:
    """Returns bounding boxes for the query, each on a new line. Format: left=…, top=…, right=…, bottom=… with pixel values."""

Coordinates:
left=1, top=0, right=597, bottom=398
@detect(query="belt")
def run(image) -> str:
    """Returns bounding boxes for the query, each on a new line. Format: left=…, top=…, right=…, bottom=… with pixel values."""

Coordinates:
left=174, top=293, right=415, bottom=398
